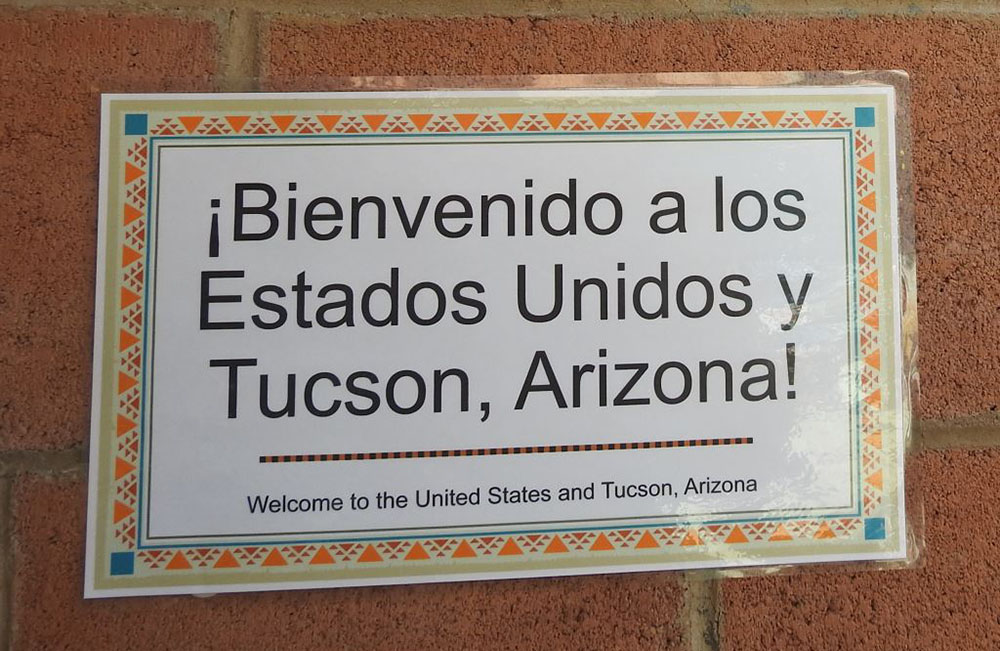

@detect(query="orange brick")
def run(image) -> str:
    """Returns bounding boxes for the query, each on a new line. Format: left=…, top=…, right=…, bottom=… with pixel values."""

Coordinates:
left=0, top=9, right=216, bottom=450
left=722, top=449, right=1000, bottom=650
left=265, top=17, right=1000, bottom=422
left=12, top=476, right=685, bottom=650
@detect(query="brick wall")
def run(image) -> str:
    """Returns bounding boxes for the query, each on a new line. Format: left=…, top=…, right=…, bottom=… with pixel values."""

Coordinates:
left=2, top=2, right=999, bottom=649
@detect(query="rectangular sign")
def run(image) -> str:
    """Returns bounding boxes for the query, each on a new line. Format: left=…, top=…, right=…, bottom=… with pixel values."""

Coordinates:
left=87, top=82, right=907, bottom=597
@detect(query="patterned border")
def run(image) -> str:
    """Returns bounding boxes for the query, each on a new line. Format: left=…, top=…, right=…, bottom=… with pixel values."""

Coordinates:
left=98, top=97, right=895, bottom=587
left=146, top=109, right=854, bottom=136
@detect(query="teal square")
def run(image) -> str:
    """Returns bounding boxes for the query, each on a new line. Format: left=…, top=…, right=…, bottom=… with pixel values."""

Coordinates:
left=109, top=551, right=135, bottom=575
left=864, top=517, right=886, bottom=540
left=855, top=107, right=876, bottom=128
left=124, top=113, right=148, bottom=135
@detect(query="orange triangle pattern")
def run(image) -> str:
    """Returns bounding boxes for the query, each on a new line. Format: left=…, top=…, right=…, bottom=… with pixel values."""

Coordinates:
left=590, top=533, right=614, bottom=551
left=543, top=113, right=567, bottom=129
left=114, top=457, right=135, bottom=480
left=860, top=231, right=878, bottom=251
left=498, top=538, right=523, bottom=556
left=357, top=545, right=382, bottom=562
left=405, top=542, right=430, bottom=560
left=763, top=111, right=785, bottom=126
left=631, top=112, right=655, bottom=128
left=122, top=245, right=142, bottom=267
left=814, top=523, right=836, bottom=539
left=498, top=113, right=523, bottom=129
left=865, top=431, right=883, bottom=449
left=769, top=524, right=793, bottom=541
left=859, top=153, right=875, bottom=172
left=805, top=110, right=827, bottom=126
left=408, top=114, right=432, bottom=131
left=123, top=204, right=142, bottom=225
left=363, top=115, right=386, bottom=131
left=676, top=111, right=699, bottom=128
left=454, top=113, right=479, bottom=129
left=865, top=350, right=881, bottom=370
left=119, top=329, right=139, bottom=352
left=719, top=111, right=742, bottom=127
left=310, top=547, right=336, bottom=565
left=262, top=548, right=288, bottom=566
left=121, top=287, right=141, bottom=308
left=867, top=469, right=884, bottom=490
left=860, top=192, right=877, bottom=211
left=116, top=414, right=136, bottom=436
left=271, top=115, right=295, bottom=132
left=725, top=526, right=749, bottom=544
left=178, top=116, right=204, bottom=133
left=861, top=272, right=879, bottom=291
left=635, top=531, right=659, bottom=549
left=225, top=115, right=250, bottom=132
left=113, top=500, right=134, bottom=523
left=121, top=520, right=889, bottom=573
left=124, top=162, right=144, bottom=184
left=588, top=112, right=611, bottom=128
left=316, top=115, right=342, bottom=132
left=118, top=371, right=137, bottom=394
left=680, top=529, right=702, bottom=546
left=863, top=310, right=880, bottom=328
left=544, top=536, right=569, bottom=553
left=120, top=108, right=874, bottom=142
left=166, top=551, right=192, bottom=570
left=865, top=390, right=882, bottom=408
left=719, top=111, right=743, bottom=127
left=214, top=550, right=240, bottom=568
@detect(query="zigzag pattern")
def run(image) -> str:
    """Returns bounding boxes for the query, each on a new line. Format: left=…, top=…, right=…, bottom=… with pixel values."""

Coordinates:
left=854, top=130, right=887, bottom=517
left=148, top=110, right=853, bottom=136
left=135, top=518, right=866, bottom=573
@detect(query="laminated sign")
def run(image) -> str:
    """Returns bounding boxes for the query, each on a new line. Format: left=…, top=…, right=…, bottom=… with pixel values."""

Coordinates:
left=86, top=80, right=911, bottom=597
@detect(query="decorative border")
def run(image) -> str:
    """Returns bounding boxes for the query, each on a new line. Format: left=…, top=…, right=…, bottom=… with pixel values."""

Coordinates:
left=142, top=108, right=855, bottom=136
left=95, top=93, right=897, bottom=590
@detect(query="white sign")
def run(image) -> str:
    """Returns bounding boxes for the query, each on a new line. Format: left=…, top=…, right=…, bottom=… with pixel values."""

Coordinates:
left=87, top=85, right=907, bottom=597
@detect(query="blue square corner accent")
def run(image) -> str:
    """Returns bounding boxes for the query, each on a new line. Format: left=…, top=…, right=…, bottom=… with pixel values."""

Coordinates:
left=855, top=107, right=876, bottom=128
left=109, top=551, right=135, bottom=576
left=864, top=517, right=886, bottom=540
left=124, top=113, right=148, bottom=136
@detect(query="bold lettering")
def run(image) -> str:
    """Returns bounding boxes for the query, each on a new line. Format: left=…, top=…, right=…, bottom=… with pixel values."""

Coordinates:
left=234, top=183, right=278, bottom=241
left=209, top=358, right=257, bottom=418
left=201, top=270, right=244, bottom=330
left=515, top=350, right=567, bottom=409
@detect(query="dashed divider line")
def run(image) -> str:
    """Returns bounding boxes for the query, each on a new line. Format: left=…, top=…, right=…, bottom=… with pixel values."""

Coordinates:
left=259, top=437, right=753, bottom=463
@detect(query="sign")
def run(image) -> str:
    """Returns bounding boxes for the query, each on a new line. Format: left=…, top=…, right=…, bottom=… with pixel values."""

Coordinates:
left=86, top=83, right=907, bottom=597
